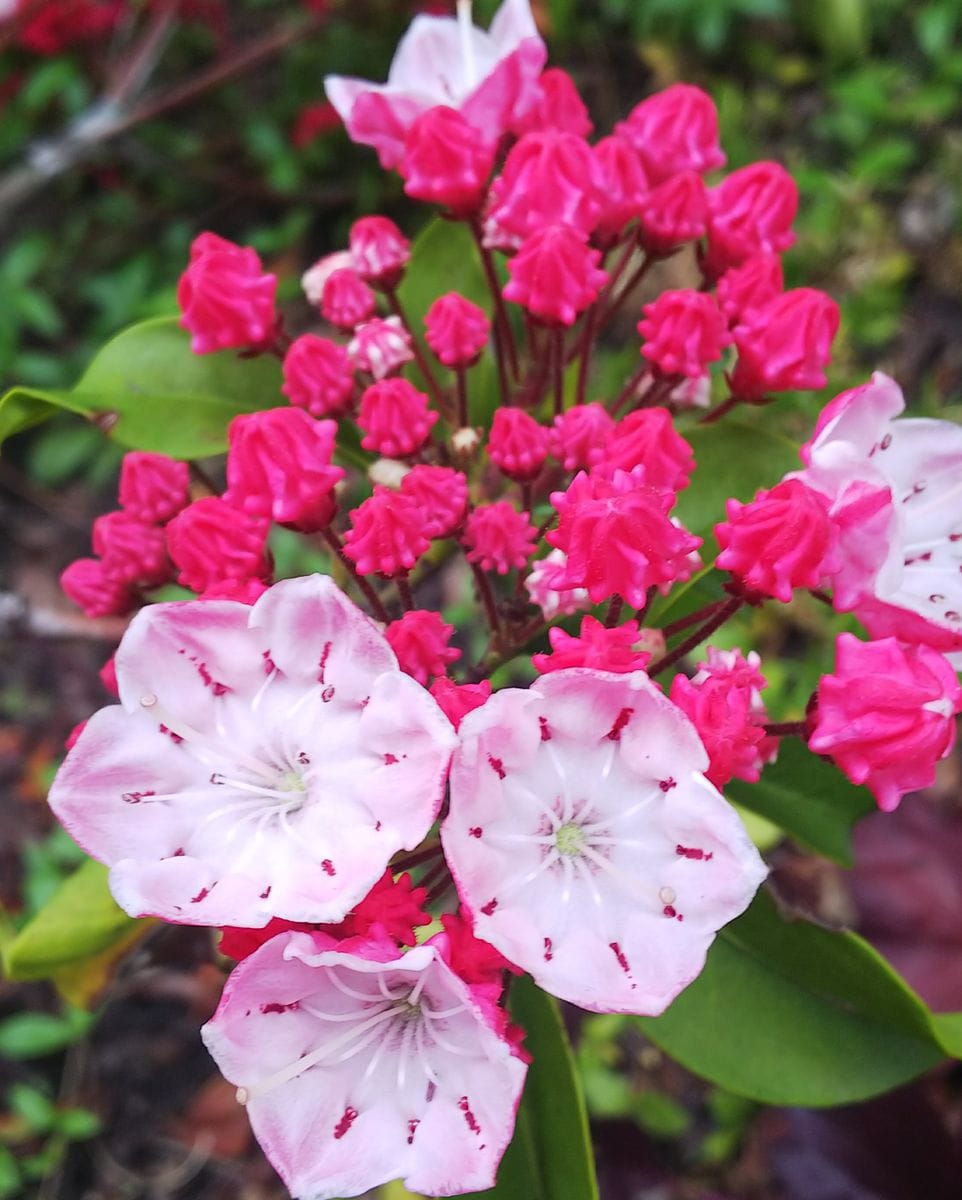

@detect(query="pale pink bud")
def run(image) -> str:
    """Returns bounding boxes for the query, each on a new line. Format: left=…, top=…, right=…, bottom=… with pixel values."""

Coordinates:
left=321, top=267, right=377, bottom=331
left=349, top=215, right=410, bottom=288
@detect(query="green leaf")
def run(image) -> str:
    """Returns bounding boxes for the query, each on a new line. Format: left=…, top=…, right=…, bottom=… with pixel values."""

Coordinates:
left=639, top=890, right=945, bottom=1106
left=7, top=1085, right=57, bottom=1134
left=726, top=739, right=874, bottom=866
left=674, top=419, right=800, bottom=541
left=0, top=1011, right=91, bottom=1059
left=0, top=316, right=283, bottom=458
left=930, top=1011, right=962, bottom=1059
left=397, top=218, right=489, bottom=327
left=3, top=859, right=142, bottom=982
left=55, top=1107, right=102, bottom=1141
left=465, top=976, right=598, bottom=1200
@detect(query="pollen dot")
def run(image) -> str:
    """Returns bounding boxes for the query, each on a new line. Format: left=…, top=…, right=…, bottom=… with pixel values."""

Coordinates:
left=659, top=886, right=676, bottom=906
left=140, top=693, right=157, bottom=708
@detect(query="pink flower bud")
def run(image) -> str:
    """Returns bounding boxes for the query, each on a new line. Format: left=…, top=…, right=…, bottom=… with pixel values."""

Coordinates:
left=282, top=333, right=355, bottom=418
left=462, top=501, right=537, bottom=574
left=60, top=558, right=135, bottom=618
left=166, top=497, right=271, bottom=593
left=349, top=215, right=410, bottom=288
left=670, top=648, right=773, bottom=788
left=716, top=254, right=784, bottom=324
left=638, top=289, right=730, bottom=379
left=399, top=106, right=496, bottom=214
left=639, top=169, right=708, bottom=255
left=343, top=487, right=431, bottom=576
left=385, top=609, right=461, bottom=685
left=320, top=267, right=377, bottom=331
left=488, top=408, right=550, bottom=482
left=92, top=512, right=171, bottom=588
left=548, top=469, right=701, bottom=608
left=177, top=232, right=277, bottom=355
left=524, top=549, right=591, bottom=619
left=715, top=479, right=840, bottom=602
left=400, top=465, right=468, bottom=537
left=513, top=68, right=593, bottom=138
left=592, top=407, right=696, bottom=493
left=301, top=250, right=354, bottom=306
left=429, top=677, right=492, bottom=730
left=99, top=655, right=118, bottom=697
left=348, top=315, right=414, bottom=379
left=357, top=378, right=439, bottom=457
left=503, top=225, right=607, bottom=327
left=551, top=402, right=615, bottom=471
left=810, top=634, right=962, bottom=811
left=706, top=161, right=798, bottom=275
left=615, top=84, right=725, bottom=184
left=731, top=288, right=839, bottom=400
left=424, top=292, right=490, bottom=367
left=532, top=614, right=653, bottom=675
left=592, top=135, right=650, bottom=245
left=118, top=452, right=190, bottom=525
left=489, top=130, right=605, bottom=239
left=224, top=408, right=344, bottom=532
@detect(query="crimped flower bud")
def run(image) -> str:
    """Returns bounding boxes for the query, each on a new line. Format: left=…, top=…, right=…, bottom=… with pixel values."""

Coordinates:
left=301, top=250, right=354, bottom=306
left=731, top=288, right=839, bottom=400
left=716, top=254, right=784, bottom=325
left=638, top=289, right=730, bottom=379
left=532, top=615, right=653, bottom=675
left=385, top=610, right=461, bottom=685
left=357, top=378, right=439, bottom=458
left=92, top=511, right=171, bottom=588
left=199, top=578, right=269, bottom=605
left=513, top=68, right=592, bottom=138
left=400, top=465, right=468, bottom=538
left=551, top=403, right=615, bottom=471
left=177, top=232, right=277, bottom=355
left=224, top=408, right=345, bottom=532
left=462, top=502, right=537, bottom=574
left=503, top=225, right=607, bottom=327
left=343, top=488, right=430, bottom=576
left=593, top=135, right=649, bottom=245
left=166, top=497, right=271, bottom=593
left=348, top=315, right=414, bottom=379
left=489, top=129, right=605, bottom=239
left=639, top=170, right=708, bottom=255
left=282, top=334, right=355, bottom=418
left=60, top=558, right=135, bottom=618
left=592, top=407, right=696, bottom=493
left=488, top=408, right=550, bottom=482
left=321, top=267, right=377, bottom=331
left=524, top=549, right=591, bottom=620
left=715, top=479, right=839, bottom=602
left=424, top=292, right=490, bottom=367
left=399, top=106, right=496, bottom=214
left=810, top=634, right=962, bottom=812
left=614, top=83, right=725, bottom=184
left=118, top=452, right=190, bottom=525
left=429, top=677, right=492, bottom=730
left=706, top=161, right=798, bottom=275
left=349, top=216, right=410, bottom=288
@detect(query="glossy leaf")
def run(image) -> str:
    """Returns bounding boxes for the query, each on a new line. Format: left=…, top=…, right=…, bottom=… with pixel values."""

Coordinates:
left=639, top=890, right=945, bottom=1106
left=3, top=858, right=144, bottom=982
left=726, top=738, right=875, bottom=866
left=0, top=316, right=283, bottom=458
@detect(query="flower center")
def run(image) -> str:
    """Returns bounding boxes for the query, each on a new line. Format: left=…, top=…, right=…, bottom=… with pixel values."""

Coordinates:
left=278, top=770, right=307, bottom=793
left=555, top=821, right=584, bottom=857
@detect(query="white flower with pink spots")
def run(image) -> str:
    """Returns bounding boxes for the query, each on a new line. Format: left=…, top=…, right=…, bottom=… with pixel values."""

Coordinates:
left=441, top=669, right=767, bottom=1014
left=49, top=576, right=456, bottom=928
left=202, top=929, right=527, bottom=1199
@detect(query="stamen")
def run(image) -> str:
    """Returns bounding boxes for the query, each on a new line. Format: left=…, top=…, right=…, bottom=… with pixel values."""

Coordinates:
left=326, top=969, right=389, bottom=1004
left=457, top=0, right=477, bottom=88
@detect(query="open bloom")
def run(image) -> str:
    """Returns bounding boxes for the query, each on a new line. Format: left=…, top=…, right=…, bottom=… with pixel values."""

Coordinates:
left=442, top=669, right=767, bottom=1013
left=793, top=372, right=962, bottom=657
left=203, top=929, right=527, bottom=1200
left=325, top=0, right=546, bottom=168
left=48, top=576, right=455, bottom=927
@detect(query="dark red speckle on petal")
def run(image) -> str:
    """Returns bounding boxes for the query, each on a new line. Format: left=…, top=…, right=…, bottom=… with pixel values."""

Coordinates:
left=322, top=859, right=336, bottom=877
left=481, top=898, right=498, bottom=915
left=469, top=826, right=483, bottom=838
left=539, top=716, right=551, bottom=741
left=606, top=707, right=633, bottom=741
left=121, top=789, right=156, bottom=804
left=333, top=1106, right=358, bottom=1139
left=487, top=754, right=506, bottom=779
left=458, top=1097, right=482, bottom=1135
left=609, top=941, right=631, bottom=973
left=407, top=1118, right=419, bottom=1145
left=318, top=640, right=333, bottom=684
left=659, top=777, right=677, bottom=792
left=384, top=752, right=399, bottom=765
left=321, top=685, right=336, bottom=703
left=261, top=1001, right=300, bottom=1014
left=191, top=886, right=211, bottom=904
left=543, top=936, right=553, bottom=961
left=676, top=844, right=712, bottom=861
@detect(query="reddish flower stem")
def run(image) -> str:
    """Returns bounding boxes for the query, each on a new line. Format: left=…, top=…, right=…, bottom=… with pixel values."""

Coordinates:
left=384, top=286, right=450, bottom=417
left=391, top=840, right=443, bottom=872
left=648, top=596, right=743, bottom=676
left=763, top=720, right=809, bottom=739
left=469, top=561, right=502, bottom=636
left=605, top=596, right=624, bottom=627
left=455, top=365, right=469, bottom=426
left=469, top=220, right=519, bottom=382
left=552, top=327, right=566, bottom=416
left=660, top=598, right=729, bottom=639
left=698, top=394, right=741, bottom=425
left=397, top=572, right=415, bottom=612
left=574, top=301, right=597, bottom=407
left=320, top=526, right=391, bottom=624
left=609, top=362, right=648, bottom=415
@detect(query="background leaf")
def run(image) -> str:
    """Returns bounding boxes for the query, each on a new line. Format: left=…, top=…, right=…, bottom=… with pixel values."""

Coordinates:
left=0, top=316, right=283, bottom=458
left=726, top=738, right=875, bottom=865
left=638, top=890, right=946, bottom=1106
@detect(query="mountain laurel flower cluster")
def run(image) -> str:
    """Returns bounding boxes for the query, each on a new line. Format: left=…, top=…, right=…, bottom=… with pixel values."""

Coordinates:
left=47, top=3, right=962, bottom=1197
